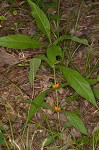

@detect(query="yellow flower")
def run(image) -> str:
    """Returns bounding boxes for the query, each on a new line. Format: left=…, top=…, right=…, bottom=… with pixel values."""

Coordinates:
left=54, top=106, right=61, bottom=112
left=53, top=83, right=59, bottom=89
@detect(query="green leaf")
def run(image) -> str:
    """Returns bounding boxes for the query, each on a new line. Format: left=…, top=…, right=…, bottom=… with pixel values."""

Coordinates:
left=13, top=10, right=17, bottom=16
left=41, top=102, right=53, bottom=110
left=0, top=34, right=44, bottom=49
left=65, top=94, right=78, bottom=102
left=46, top=45, right=63, bottom=66
left=26, top=89, right=49, bottom=123
left=9, top=0, right=15, bottom=4
left=29, top=58, right=41, bottom=86
left=71, top=36, right=89, bottom=45
left=0, top=131, right=5, bottom=146
left=54, top=35, right=89, bottom=46
left=42, top=135, right=56, bottom=147
left=59, top=66, right=97, bottom=107
left=27, top=0, right=51, bottom=42
left=62, top=121, right=72, bottom=129
left=93, top=89, right=99, bottom=99
left=87, top=79, right=98, bottom=85
left=37, top=54, right=53, bottom=67
left=75, top=137, right=90, bottom=144
left=54, top=35, right=71, bottom=45
left=63, top=111, right=88, bottom=135
left=0, top=15, right=7, bottom=21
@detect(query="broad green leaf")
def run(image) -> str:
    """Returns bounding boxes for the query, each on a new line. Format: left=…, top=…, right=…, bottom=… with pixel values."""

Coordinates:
left=29, top=58, right=41, bottom=86
left=37, top=54, right=53, bottom=67
left=0, top=34, right=44, bottom=49
left=93, top=89, right=99, bottom=99
left=54, top=35, right=89, bottom=46
left=27, top=0, right=51, bottom=42
left=59, top=66, right=97, bottom=107
left=63, top=111, right=88, bottom=135
left=26, top=89, right=49, bottom=123
left=46, top=45, right=63, bottom=66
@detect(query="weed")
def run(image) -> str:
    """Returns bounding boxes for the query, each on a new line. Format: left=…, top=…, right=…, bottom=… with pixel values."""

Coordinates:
left=0, top=0, right=98, bottom=149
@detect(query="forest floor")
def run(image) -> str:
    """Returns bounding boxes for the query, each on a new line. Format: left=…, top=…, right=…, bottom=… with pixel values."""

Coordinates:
left=0, top=0, right=99, bottom=150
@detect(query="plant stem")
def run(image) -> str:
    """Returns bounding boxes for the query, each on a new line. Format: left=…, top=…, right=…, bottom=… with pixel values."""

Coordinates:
left=53, top=67, right=58, bottom=106
left=4, top=138, right=10, bottom=150
left=4, top=102, right=16, bottom=150
left=84, top=53, right=91, bottom=76
left=74, top=0, right=83, bottom=32
left=53, top=67, right=56, bottom=85
left=86, top=59, right=98, bottom=79
left=57, top=0, right=61, bottom=37
left=53, top=67, right=60, bottom=120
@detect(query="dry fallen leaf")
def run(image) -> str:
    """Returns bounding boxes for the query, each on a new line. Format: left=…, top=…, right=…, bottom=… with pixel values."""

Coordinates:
left=0, top=48, right=19, bottom=66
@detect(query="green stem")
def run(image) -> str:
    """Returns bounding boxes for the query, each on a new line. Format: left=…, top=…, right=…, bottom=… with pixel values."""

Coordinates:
left=86, top=59, right=98, bottom=79
left=4, top=102, right=16, bottom=150
left=74, top=0, right=83, bottom=32
left=84, top=53, right=91, bottom=76
left=53, top=67, right=56, bottom=85
left=57, top=0, right=61, bottom=37
left=65, top=12, right=71, bottom=34
left=53, top=67, right=60, bottom=120
left=53, top=67, right=58, bottom=106
left=4, top=138, right=10, bottom=150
